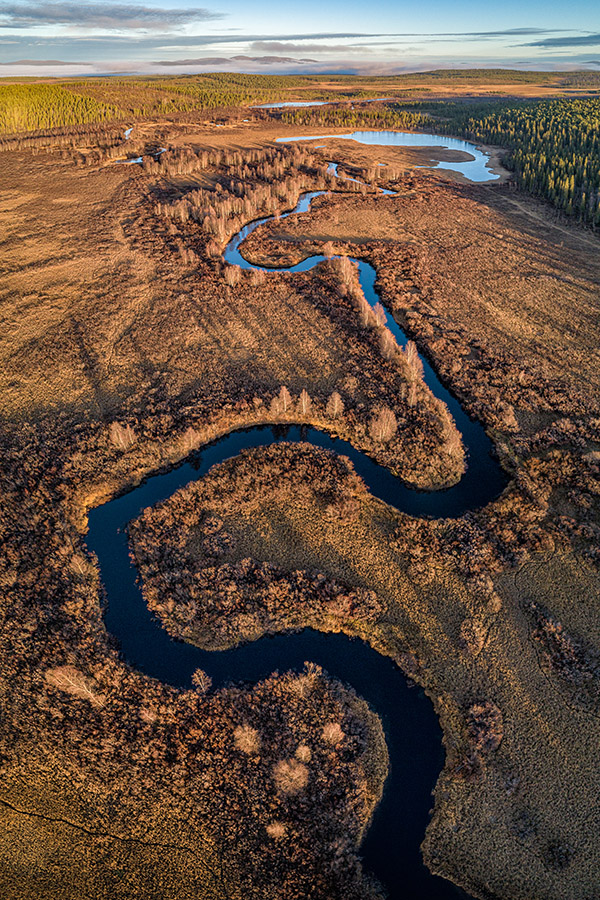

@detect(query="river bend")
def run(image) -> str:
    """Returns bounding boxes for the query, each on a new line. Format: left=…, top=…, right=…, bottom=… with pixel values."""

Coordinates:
left=88, top=139, right=506, bottom=899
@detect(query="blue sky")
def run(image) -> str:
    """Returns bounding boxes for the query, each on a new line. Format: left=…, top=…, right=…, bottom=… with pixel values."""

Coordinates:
left=1, top=0, right=599, bottom=75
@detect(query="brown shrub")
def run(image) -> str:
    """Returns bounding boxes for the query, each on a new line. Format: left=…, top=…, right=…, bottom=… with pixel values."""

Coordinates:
left=273, top=759, right=309, bottom=795
left=109, top=421, right=136, bottom=451
left=368, top=407, right=397, bottom=442
left=467, top=701, right=504, bottom=753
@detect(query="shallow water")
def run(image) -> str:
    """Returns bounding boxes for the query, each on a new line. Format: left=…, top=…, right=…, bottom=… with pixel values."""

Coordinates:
left=255, top=97, right=392, bottom=109
left=253, top=100, right=331, bottom=108
left=277, top=130, right=500, bottom=182
left=89, top=150, right=506, bottom=899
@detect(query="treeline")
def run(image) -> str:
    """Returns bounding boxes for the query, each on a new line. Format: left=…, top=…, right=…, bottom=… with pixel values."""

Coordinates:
left=3, top=70, right=598, bottom=137
left=0, top=77, right=275, bottom=135
left=0, top=74, right=368, bottom=137
left=429, top=98, right=600, bottom=225
left=281, top=105, right=430, bottom=130
left=0, top=84, right=119, bottom=134
left=0, top=76, right=348, bottom=136
left=0, top=121, right=126, bottom=152
left=60, top=77, right=277, bottom=117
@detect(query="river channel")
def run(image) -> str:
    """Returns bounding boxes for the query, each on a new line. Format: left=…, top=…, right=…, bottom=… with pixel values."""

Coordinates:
left=88, top=138, right=506, bottom=899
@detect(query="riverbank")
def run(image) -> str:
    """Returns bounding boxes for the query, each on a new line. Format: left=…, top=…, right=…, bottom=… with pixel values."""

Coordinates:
left=1, top=118, right=600, bottom=900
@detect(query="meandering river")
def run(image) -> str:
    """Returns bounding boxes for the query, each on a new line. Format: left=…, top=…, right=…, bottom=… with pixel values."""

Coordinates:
left=89, top=139, right=505, bottom=898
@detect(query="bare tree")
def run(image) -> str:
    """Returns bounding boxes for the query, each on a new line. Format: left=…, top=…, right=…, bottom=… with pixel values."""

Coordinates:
left=191, top=668, right=212, bottom=694
left=234, top=724, right=261, bottom=754
left=405, top=340, right=424, bottom=381
left=373, top=301, right=387, bottom=327
left=326, top=391, right=344, bottom=418
left=270, top=385, right=293, bottom=416
left=224, top=265, right=241, bottom=286
left=44, top=666, right=105, bottom=708
left=379, top=329, right=397, bottom=360
left=297, top=388, right=311, bottom=416
left=322, top=722, right=345, bottom=746
left=369, top=407, right=398, bottom=442
left=273, top=759, right=309, bottom=796
left=295, top=744, right=312, bottom=762
left=109, top=421, right=136, bottom=451
left=332, top=255, right=360, bottom=299
left=181, top=426, right=201, bottom=454
left=279, top=385, right=292, bottom=412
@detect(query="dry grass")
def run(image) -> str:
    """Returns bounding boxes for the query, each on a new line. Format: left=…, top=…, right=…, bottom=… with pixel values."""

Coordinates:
left=133, top=441, right=600, bottom=900
left=0, top=144, right=464, bottom=492
left=2, top=118, right=600, bottom=900
left=0, top=148, right=396, bottom=417
left=252, top=170, right=600, bottom=409
left=424, top=550, right=600, bottom=900
left=0, top=152, right=159, bottom=419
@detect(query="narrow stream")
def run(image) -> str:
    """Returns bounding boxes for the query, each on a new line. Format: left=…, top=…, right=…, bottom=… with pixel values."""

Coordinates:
left=89, top=142, right=506, bottom=899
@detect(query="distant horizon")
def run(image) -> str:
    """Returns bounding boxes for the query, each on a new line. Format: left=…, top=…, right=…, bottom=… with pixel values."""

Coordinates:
left=1, top=62, right=599, bottom=80
left=1, top=0, right=599, bottom=78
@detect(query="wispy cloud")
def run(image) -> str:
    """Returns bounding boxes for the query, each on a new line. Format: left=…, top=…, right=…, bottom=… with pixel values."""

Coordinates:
left=464, top=28, right=560, bottom=37
left=249, top=40, right=369, bottom=53
left=1, top=20, right=596, bottom=74
left=156, top=54, right=316, bottom=66
left=0, top=0, right=223, bottom=30
left=523, top=33, right=600, bottom=48
left=0, top=55, right=84, bottom=62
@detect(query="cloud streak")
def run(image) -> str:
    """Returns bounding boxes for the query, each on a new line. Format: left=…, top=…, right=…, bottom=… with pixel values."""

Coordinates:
left=249, top=40, right=370, bottom=53
left=523, top=33, right=600, bottom=48
left=0, top=0, right=223, bottom=30
left=0, top=55, right=84, bottom=62
left=156, top=54, right=316, bottom=66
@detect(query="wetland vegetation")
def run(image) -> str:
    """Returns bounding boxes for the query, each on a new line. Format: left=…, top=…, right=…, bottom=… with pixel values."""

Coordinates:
left=1, top=70, right=600, bottom=900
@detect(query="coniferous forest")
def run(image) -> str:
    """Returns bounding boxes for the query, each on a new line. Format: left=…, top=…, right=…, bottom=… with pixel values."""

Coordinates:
left=432, top=98, right=600, bottom=225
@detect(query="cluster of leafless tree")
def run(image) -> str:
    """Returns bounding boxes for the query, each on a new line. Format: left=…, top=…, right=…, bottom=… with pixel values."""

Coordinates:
left=154, top=146, right=329, bottom=249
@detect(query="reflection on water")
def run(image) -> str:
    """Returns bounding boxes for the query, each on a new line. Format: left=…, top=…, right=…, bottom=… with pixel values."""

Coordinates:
left=253, top=100, right=330, bottom=108
left=277, top=130, right=500, bottom=182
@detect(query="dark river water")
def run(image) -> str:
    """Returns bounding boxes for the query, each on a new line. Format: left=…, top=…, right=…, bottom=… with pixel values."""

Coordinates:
left=87, top=151, right=505, bottom=899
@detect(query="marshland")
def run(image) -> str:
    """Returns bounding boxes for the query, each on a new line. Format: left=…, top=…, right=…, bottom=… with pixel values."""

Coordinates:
left=1, top=72, right=600, bottom=900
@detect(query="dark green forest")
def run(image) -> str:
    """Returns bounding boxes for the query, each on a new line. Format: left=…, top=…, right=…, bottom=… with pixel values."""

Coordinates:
left=430, top=98, right=600, bottom=225
left=281, top=105, right=430, bottom=130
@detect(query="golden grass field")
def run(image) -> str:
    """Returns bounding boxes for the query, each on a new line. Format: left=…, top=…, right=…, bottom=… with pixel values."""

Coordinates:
left=1, top=108, right=600, bottom=900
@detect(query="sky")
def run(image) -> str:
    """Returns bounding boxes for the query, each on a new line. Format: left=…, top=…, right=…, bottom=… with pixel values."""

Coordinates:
left=1, top=0, right=600, bottom=76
